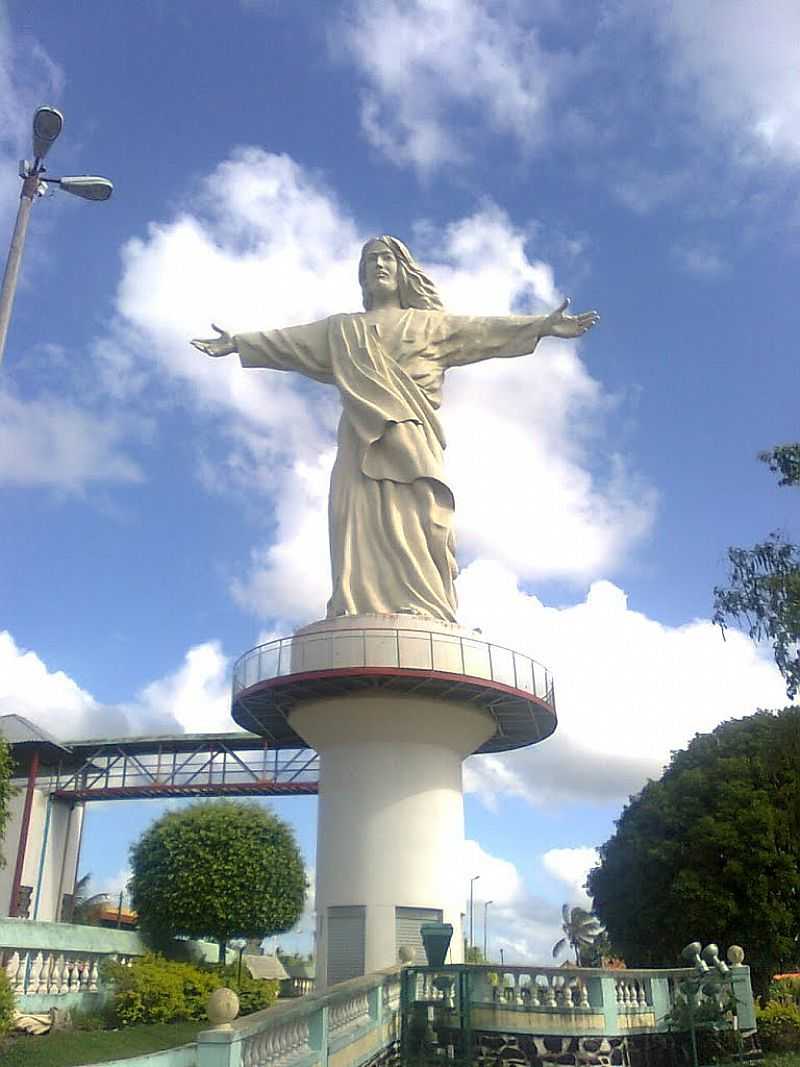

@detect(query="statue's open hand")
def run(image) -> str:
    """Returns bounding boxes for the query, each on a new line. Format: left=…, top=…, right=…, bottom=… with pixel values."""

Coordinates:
left=543, top=298, right=599, bottom=339
left=191, top=324, right=236, bottom=358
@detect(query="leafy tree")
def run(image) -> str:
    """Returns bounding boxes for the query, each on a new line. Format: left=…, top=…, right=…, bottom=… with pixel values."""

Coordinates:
left=130, top=800, right=307, bottom=963
left=714, top=444, right=800, bottom=698
left=587, top=707, right=800, bottom=993
left=0, top=734, right=15, bottom=868
left=552, top=904, right=603, bottom=965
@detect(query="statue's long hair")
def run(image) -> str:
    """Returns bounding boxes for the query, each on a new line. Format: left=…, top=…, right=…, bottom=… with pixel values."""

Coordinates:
left=359, top=236, right=444, bottom=311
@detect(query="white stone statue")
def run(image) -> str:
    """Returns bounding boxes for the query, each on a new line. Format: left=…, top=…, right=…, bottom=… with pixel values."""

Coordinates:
left=192, top=237, right=598, bottom=623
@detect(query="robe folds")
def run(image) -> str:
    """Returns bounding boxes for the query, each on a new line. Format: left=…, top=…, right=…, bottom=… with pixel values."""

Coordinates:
left=235, top=309, right=547, bottom=623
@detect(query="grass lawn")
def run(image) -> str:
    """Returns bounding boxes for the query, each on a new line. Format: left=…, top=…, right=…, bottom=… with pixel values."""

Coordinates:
left=0, top=1020, right=202, bottom=1067
left=765, top=1056, right=800, bottom=1067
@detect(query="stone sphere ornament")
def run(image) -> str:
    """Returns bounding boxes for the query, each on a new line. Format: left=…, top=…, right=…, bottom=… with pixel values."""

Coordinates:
left=207, top=987, right=240, bottom=1028
left=727, top=945, right=745, bottom=966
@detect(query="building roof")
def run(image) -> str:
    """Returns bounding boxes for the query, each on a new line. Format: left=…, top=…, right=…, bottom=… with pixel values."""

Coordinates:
left=243, top=954, right=289, bottom=981
left=0, top=713, right=73, bottom=771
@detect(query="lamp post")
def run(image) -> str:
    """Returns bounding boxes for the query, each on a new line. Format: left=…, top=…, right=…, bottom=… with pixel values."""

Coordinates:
left=483, top=899, right=493, bottom=960
left=468, top=874, right=480, bottom=956
left=0, top=106, right=113, bottom=367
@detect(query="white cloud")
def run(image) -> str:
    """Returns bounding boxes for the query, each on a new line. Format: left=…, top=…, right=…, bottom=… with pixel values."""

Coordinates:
left=0, top=631, right=235, bottom=742
left=106, top=157, right=651, bottom=624
left=460, top=563, right=787, bottom=806
left=0, top=388, right=146, bottom=491
left=123, top=641, right=234, bottom=736
left=464, top=838, right=523, bottom=908
left=340, top=0, right=579, bottom=172
left=647, top=1, right=800, bottom=166
left=463, top=837, right=597, bottom=964
left=0, top=631, right=109, bottom=740
left=95, top=866, right=132, bottom=902
left=672, top=243, right=728, bottom=279
left=541, top=846, right=598, bottom=908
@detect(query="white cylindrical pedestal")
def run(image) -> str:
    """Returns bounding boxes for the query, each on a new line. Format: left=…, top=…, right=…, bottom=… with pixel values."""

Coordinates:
left=290, top=691, right=495, bottom=988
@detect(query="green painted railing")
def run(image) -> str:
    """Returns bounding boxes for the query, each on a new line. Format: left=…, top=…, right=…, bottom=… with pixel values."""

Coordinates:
left=1, top=918, right=147, bottom=1013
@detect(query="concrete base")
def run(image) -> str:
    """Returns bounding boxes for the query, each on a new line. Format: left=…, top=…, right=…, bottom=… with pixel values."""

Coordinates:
left=290, top=678, right=495, bottom=987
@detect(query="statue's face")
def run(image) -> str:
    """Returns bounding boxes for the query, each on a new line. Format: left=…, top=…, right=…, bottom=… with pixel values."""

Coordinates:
left=363, top=241, right=399, bottom=300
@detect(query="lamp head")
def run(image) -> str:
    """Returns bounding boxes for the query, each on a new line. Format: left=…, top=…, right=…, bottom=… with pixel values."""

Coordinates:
left=32, top=107, right=63, bottom=161
left=59, top=176, right=113, bottom=201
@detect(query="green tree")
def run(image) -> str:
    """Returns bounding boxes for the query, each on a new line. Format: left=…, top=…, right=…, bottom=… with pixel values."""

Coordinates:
left=587, top=707, right=800, bottom=993
left=714, top=444, right=800, bottom=698
left=552, top=904, right=603, bottom=965
left=130, top=800, right=307, bottom=963
left=0, top=735, right=14, bottom=869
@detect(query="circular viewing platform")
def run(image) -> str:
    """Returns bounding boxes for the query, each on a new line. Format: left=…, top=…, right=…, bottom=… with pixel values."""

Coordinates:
left=231, top=620, right=557, bottom=754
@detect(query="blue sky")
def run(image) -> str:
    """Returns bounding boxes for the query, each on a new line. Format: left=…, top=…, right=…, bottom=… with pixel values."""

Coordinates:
left=1, top=0, right=797, bottom=960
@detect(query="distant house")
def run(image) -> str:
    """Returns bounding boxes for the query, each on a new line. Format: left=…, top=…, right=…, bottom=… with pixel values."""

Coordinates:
left=243, top=953, right=289, bottom=982
left=87, top=901, right=138, bottom=930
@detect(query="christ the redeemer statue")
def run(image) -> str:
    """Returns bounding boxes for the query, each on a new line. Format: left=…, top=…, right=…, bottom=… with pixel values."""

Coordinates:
left=192, top=236, right=598, bottom=623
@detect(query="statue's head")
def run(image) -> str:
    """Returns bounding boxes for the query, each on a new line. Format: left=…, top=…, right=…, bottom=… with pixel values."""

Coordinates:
left=359, top=236, right=444, bottom=311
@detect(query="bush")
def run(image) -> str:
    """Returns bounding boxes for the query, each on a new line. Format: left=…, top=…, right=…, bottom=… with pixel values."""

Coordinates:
left=69, top=1007, right=109, bottom=1031
left=757, top=1001, right=800, bottom=1053
left=105, top=954, right=222, bottom=1026
left=771, top=977, right=800, bottom=1006
left=0, top=968, right=15, bottom=1036
left=214, top=964, right=278, bottom=1016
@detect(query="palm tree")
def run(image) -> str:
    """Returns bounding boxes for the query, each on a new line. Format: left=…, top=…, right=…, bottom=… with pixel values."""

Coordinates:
left=552, top=904, right=603, bottom=965
left=68, top=873, right=109, bottom=925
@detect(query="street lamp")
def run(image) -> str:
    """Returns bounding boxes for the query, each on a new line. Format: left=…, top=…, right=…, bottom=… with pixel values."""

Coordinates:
left=0, top=106, right=113, bottom=366
left=483, top=899, right=493, bottom=960
left=468, top=874, right=480, bottom=956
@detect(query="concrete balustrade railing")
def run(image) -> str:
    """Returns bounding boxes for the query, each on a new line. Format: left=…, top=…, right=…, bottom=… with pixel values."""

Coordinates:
left=0, top=918, right=146, bottom=1013
left=408, top=962, right=756, bottom=1037
left=196, top=966, right=402, bottom=1067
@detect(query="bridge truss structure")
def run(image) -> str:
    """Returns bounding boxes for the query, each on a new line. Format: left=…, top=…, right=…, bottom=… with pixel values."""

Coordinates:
left=26, top=731, right=319, bottom=802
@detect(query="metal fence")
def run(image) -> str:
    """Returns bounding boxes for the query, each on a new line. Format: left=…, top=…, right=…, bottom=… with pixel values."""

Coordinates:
left=233, top=626, right=555, bottom=706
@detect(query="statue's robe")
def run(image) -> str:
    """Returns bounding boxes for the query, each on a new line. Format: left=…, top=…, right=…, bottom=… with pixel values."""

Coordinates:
left=235, top=309, right=548, bottom=622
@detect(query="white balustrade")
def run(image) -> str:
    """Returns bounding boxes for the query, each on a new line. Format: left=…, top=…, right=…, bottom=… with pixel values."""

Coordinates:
left=242, top=1018, right=312, bottom=1067
left=485, top=968, right=593, bottom=1013
left=0, top=946, right=133, bottom=998
left=329, top=991, right=370, bottom=1034
left=615, top=975, right=650, bottom=1010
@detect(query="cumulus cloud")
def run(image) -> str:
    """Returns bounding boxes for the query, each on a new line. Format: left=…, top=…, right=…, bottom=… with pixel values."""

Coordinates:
left=460, top=563, right=787, bottom=806
left=541, top=846, right=598, bottom=908
left=123, top=641, right=234, bottom=736
left=463, top=837, right=592, bottom=964
left=0, top=631, right=114, bottom=740
left=339, top=0, right=582, bottom=173
left=0, top=631, right=234, bottom=742
left=105, top=153, right=651, bottom=624
left=0, top=388, right=146, bottom=491
left=646, top=0, right=800, bottom=166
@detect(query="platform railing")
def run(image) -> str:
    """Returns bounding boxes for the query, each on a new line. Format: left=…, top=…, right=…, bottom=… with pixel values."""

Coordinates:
left=232, top=627, right=555, bottom=706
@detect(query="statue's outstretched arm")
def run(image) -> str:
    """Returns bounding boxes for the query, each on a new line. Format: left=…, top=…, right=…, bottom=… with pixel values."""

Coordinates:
left=442, top=298, right=599, bottom=368
left=191, top=324, right=236, bottom=357
left=539, top=298, right=599, bottom=340
left=193, top=317, right=333, bottom=383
